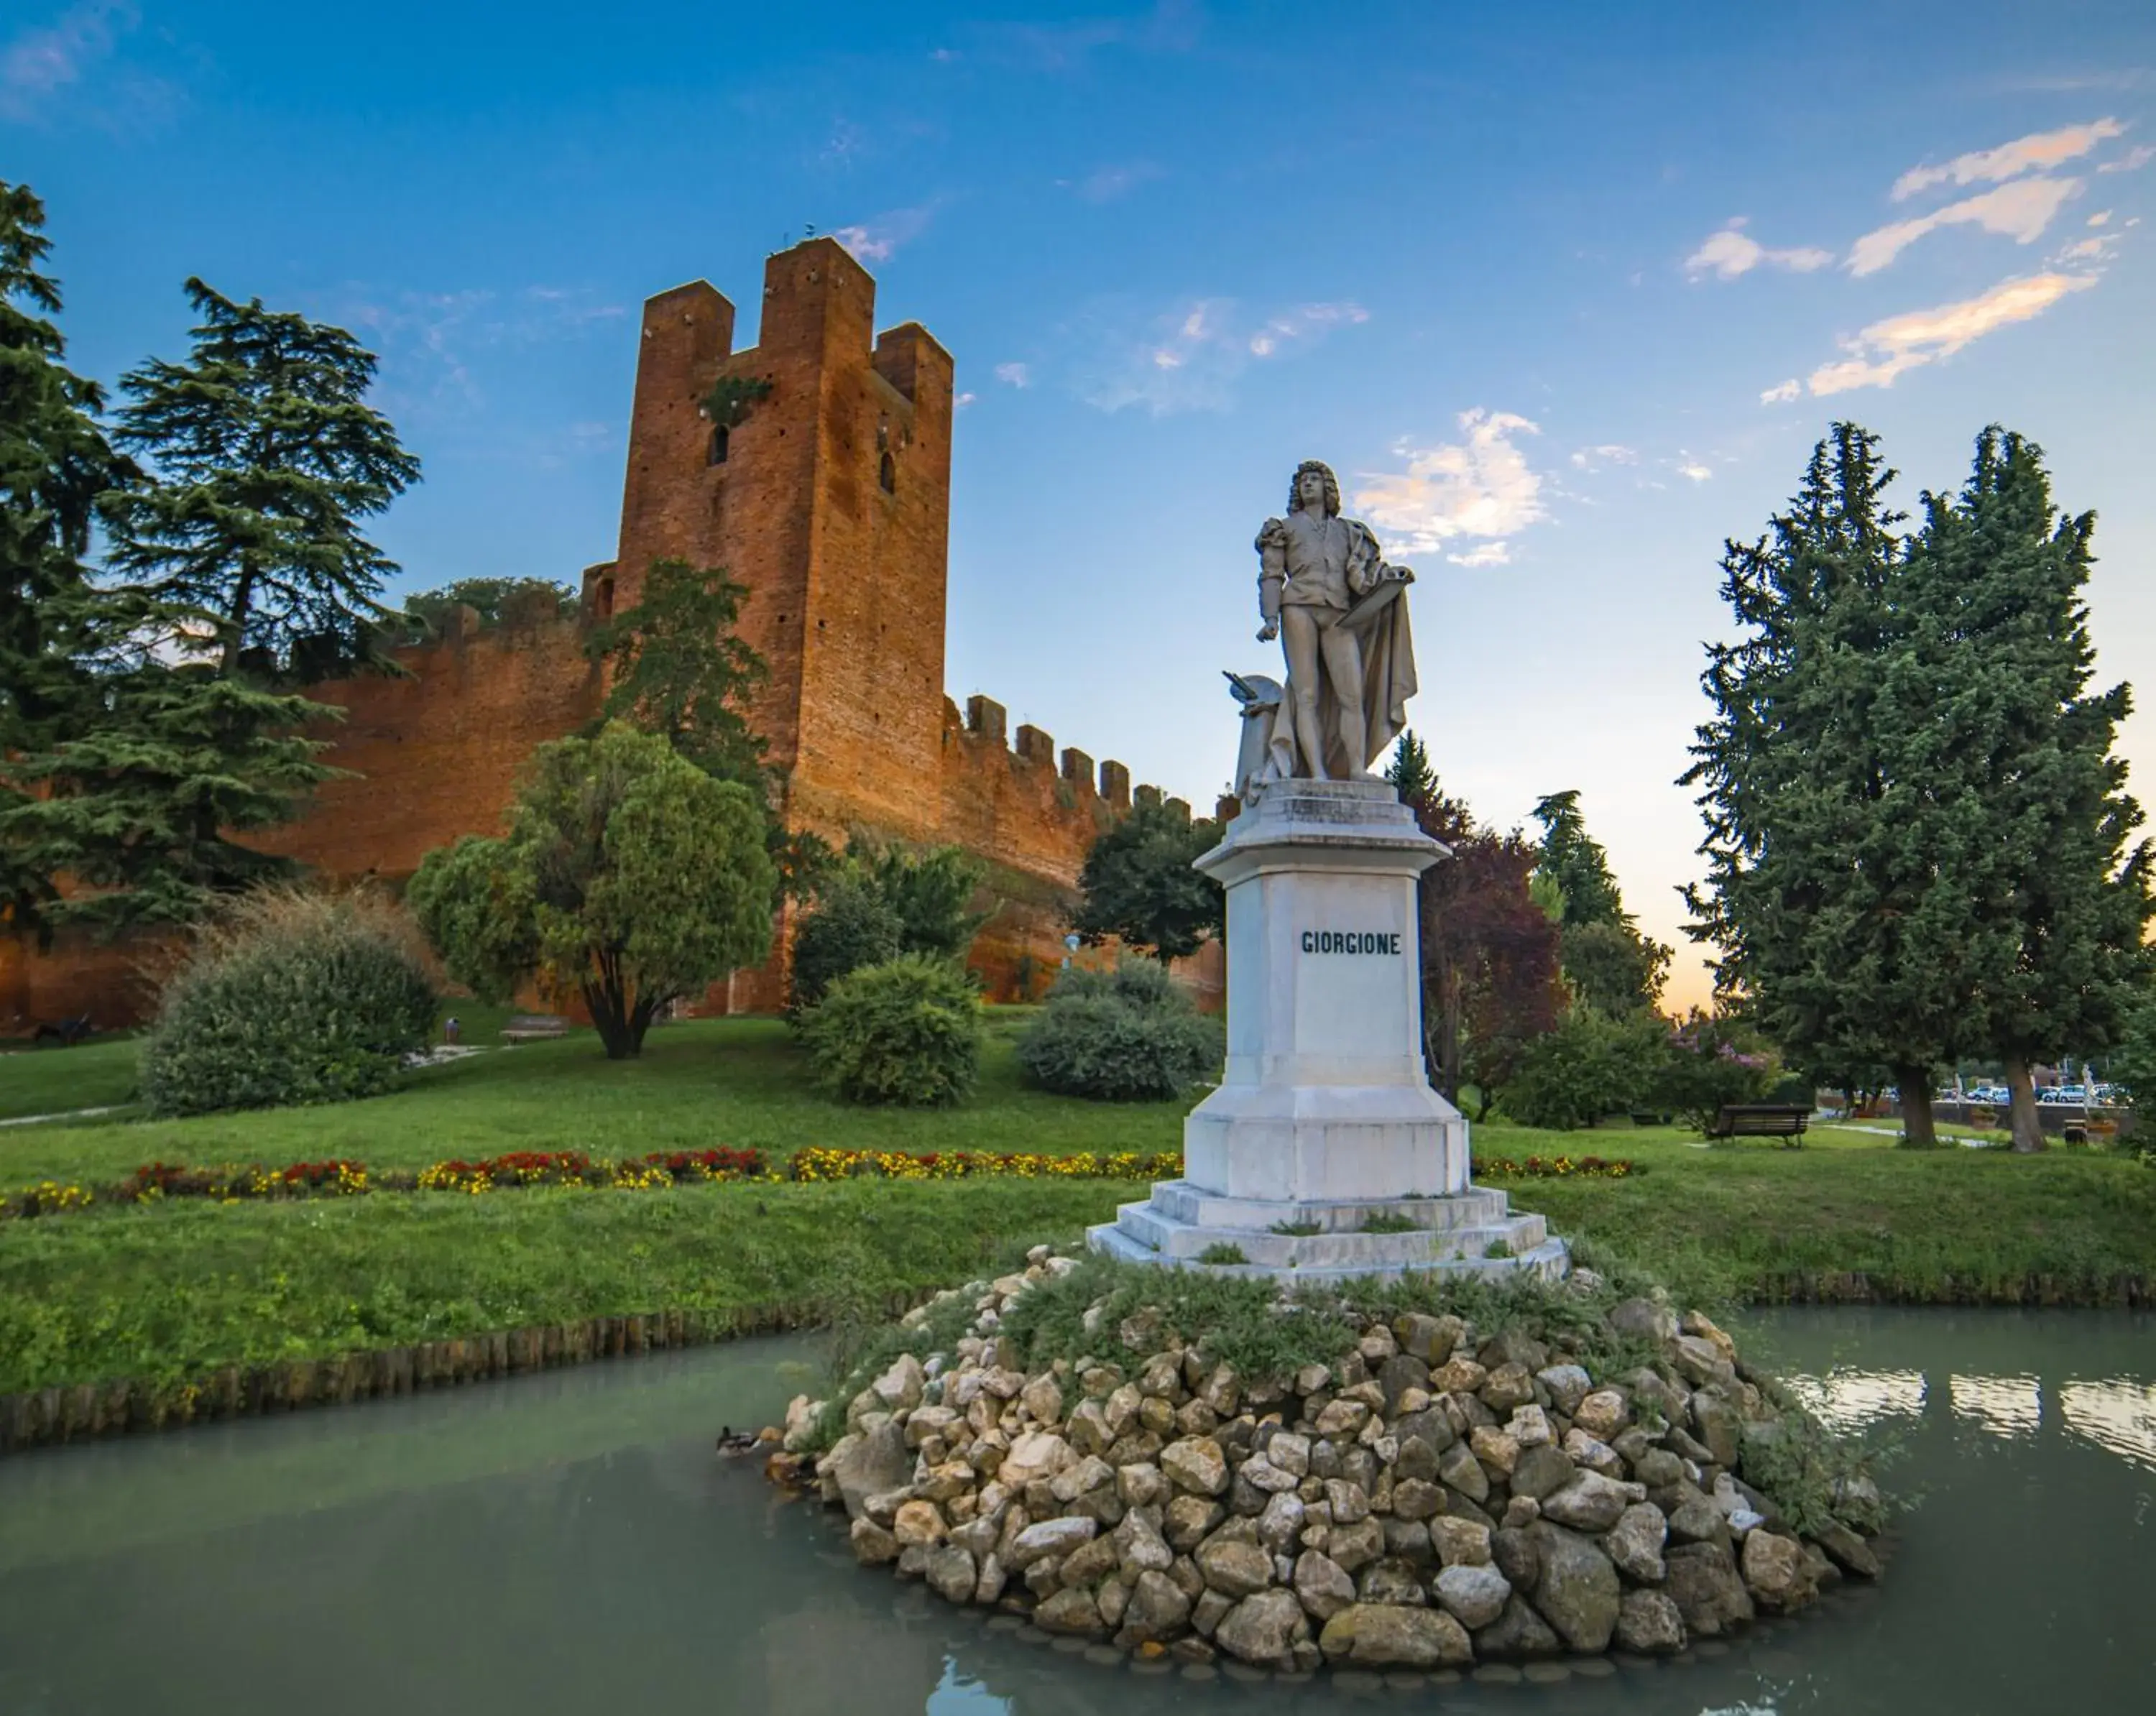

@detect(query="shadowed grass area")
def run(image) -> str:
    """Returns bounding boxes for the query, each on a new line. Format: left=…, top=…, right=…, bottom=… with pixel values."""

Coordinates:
left=0, top=1176, right=1123, bottom=1395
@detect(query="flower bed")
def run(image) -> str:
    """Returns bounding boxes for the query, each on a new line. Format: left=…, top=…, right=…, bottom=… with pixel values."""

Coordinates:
left=0, top=1145, right=1182, bottom=1221
left=1478, top=1155, right=1636, bottom=1180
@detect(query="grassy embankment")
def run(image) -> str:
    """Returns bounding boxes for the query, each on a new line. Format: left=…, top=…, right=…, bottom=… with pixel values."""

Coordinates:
left=2, top=1014, right=2151, bottom=1402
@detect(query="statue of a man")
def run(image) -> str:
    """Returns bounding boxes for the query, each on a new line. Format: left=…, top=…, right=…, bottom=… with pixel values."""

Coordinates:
left=1245, top=459, right=1419, bottom=788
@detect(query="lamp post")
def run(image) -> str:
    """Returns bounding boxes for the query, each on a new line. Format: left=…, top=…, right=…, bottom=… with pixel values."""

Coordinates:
left=1062, top=932, right=1080, bottom=971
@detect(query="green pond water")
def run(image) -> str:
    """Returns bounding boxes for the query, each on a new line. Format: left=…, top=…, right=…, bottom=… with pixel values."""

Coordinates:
left=0, top=1307, right=2149, bottom=1714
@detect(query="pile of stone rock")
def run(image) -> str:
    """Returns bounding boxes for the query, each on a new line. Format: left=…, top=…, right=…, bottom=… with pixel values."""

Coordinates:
left=771, top=1248, right=1884, bottom=1676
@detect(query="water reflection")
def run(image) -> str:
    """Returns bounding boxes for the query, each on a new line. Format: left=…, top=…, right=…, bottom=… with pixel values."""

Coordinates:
left=0, top=1309, right=2148, bottom=1716
left=2058, top=1378, right=2156, bottom=1472
left=1782, top=1357, right=2156, bottom=1472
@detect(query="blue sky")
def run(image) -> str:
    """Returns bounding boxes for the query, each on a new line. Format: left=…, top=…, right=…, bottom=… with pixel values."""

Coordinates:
left=9, top=0, right=2154, bottom=1005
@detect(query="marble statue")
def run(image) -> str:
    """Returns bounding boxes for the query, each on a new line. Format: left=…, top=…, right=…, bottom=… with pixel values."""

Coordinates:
left=1237, top=460, right=1419, bottom=796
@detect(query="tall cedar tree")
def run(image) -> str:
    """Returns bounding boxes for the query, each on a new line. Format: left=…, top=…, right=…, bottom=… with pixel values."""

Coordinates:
left=1908, top=430, right=2152, bottom=1151
left=0, top=182, right=132, bottom=931
left=104, top=280, right=419, bottom=678
left=1683, top=424, right=1966, bottom=1145
left=1073, top=796, right=1223, bottom=964
left=1388, top=734, right=1565, bottom=1115
left=1529, top=790, right=1671, bottom=1016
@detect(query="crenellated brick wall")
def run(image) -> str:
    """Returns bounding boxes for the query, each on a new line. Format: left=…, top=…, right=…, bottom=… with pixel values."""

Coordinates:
left=2, top=239, right=1221, bottom=1028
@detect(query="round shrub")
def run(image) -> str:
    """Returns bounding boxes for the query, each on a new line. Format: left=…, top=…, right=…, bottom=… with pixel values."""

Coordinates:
left=788, top=874, right=903, bottom=1018
left=140, top=888, right=437, bottom=1117
left=1018, top=958, right=1222, bottom=1101
left=801, top=954, right=982, bottom=1107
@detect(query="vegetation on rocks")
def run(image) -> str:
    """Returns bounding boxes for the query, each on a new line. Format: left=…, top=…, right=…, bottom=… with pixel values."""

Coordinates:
left=777, top=1250, right=1890, bottom=1675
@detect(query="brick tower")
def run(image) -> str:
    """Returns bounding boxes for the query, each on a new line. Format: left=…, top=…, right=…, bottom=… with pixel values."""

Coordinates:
left=609, top=237, right=956, bottom=847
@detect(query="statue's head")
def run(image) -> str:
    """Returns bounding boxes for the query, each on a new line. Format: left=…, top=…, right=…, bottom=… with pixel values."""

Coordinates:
left=1287, top=460, right=1340, bottom=518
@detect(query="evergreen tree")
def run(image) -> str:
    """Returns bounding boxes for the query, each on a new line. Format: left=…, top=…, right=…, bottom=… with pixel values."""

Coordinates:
left=1385, top=729, right=1438, bottom=806
left=104, top=280, right=419, bottom=678
left=1529, top=790, right=1671, bottom=1017
left=0, top=182, right=133, bottom=929
left=1682, top=424, right=1966, bottom=1145
left=1529, top=791, right=1626, bottom=928
left=1908, top=429, right=2152, bottom=1151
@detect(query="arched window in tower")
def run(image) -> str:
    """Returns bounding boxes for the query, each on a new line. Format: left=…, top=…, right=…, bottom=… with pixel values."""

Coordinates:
left=880, top=451, right=896, bottom=494
left=707, top=424, right=729, bottom=466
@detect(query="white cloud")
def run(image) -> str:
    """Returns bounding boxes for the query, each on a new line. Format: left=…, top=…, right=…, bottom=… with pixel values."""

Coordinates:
left=0, top=0, right=175, bottom=128
left=1760, top=379, right=1802, bottom=405
left=953, top=390, right=977, bottom=408
left=993, top=361, right=1031, bottom=387
left=1073, top=295, right=1368, bottom=415
left=830, top=203, right=939, bottom=264
left=2099, top=142, right=2155, bottom=173
left=1847, top=176, right=2080, bottom=275
left=1567, top=444, right=1637, bottom=471
left=1351, top=410, right=1547, bottom=563
left=1892, top=118, right=2124, bottom=200
left=2088, top=210, right=2114, bottom=226
left=2057, top=234, right=2118, bottom=262
left=1676, top=459, right=1713, bottom=482
left=1686, top=218, right=1834, bottom=280
left=1807, top=271, right=2099, bottom=395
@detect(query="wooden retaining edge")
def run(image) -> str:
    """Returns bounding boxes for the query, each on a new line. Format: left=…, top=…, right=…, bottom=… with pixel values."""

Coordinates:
left=0, top=1290, right=929, bottom=1459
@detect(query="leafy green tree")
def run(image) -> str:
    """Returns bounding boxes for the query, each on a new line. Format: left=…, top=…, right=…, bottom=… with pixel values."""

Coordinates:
left=1498, top=1005, right=1665, bottom=1130
left=403, top=577, right=572, bottom=635
left=786, top=841, right=986, bottom=1015
left=788, top=870, right=902, bottom=1016
left=407, top=723, right=774, bottom=1059
left=855, top=839, right=987, bottom=960
left=103, top=279, right=420, bottom=679
left=0, top=181, right=136, bottom=931
left=1682, top=424, right=1968, bottom=1147
left=1073, top=797, right=1223, bottom=964
left=1559, top=918, right=1672, bottom=1018
left=1385, top=729, right=1438, bottom=806
left=1907, top=430, right=2153, bottom=1151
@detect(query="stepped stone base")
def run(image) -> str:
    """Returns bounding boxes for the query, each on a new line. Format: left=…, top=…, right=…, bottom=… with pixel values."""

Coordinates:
left=1087, top=1179, right=1570, bottom=1284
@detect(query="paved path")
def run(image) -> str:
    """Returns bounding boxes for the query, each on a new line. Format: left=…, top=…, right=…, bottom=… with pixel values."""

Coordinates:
left=1818, top=1122, right=1996, bottom=1149
left=0, top=1105, right=124, bottom=1130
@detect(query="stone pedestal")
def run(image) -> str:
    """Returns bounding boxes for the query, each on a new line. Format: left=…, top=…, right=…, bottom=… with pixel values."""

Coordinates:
left=1089, top=780, right=1566, bottom=1282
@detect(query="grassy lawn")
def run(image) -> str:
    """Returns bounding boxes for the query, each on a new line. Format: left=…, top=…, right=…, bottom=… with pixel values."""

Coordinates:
left=0, top=1037, right=140, bottom=1122
left=2, top=1013, right=2151, bottom=1398
left=0, top=1012, right=1186, bottom=1184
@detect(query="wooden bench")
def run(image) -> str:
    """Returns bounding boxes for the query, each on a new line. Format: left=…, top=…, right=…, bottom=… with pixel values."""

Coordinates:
left=499, top=1015, right=568, bottom=1043
left=1705, top=1102, right=1812, bottom=1143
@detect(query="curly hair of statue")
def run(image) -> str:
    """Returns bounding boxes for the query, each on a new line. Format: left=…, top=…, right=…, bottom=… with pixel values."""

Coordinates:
left=1285, top=459, right=1341, bottom=517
